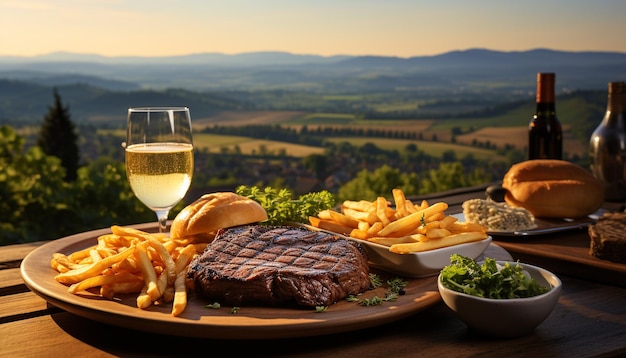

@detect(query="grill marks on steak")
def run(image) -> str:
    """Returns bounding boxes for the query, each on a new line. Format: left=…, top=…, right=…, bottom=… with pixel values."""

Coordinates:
left=187, top=225, right=370, bottom=308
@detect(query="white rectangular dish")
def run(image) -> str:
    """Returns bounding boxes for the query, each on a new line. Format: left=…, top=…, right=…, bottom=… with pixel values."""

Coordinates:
left=299, top=224, right=492, bottom=278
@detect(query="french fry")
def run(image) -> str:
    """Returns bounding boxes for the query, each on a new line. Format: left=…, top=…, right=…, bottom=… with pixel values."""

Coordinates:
left=392, top=189, right=408, bottom=218
left=69, top=272, right=142, bottom=294
left=439, top=215, right=459, bottom=230
left=343, top=208, right=379, bottom=225
left=350, top=228, right=370, bottom=240
left=425, top=211, right=446, bottom=223
left=55, top=246, right=136, bottom=284
left=368, top=235, right=418, bottom=246
left=415, top=221, right=441, bottom=235
left=51, top=253, right=85, bottom=271
left=411, top=233, right=429, bottom=242
left=376, top=197, right=392, bottom=226
left=171, top=271, right=187, bottom=317
left=357, top=221, right=369, bottom=231
left=137, top=286, right=152, bottom=309
left=67, top=247, right=93, bottom=262
left=51, top=224, right=199, bottom=317
left=376, top=202, right=448, bottom=237
left=425, top=228, right=452, bottom=239
left=389, top=231, right=487, bottom=253
left=309, top=188, right=487, bottom=255
left=367, top=221, right=384, bottom=236
left=100, top=285, right=115, bottom=300
left=448, top=221, right=487, bottom=234
left=405, top=200, right=418, bottom=214
left=309, top=216, right=354, bottom=235
left=112, top=225, right=177, bottom=285
left=156, top=270, right=169, bottom=301
left=327, top=210, right=360, bottom=228
left=174, top=244, right=197, bottom=274
left=134, top=242, right=160, bottom=302
left=342, top=200, right=375, bottom=212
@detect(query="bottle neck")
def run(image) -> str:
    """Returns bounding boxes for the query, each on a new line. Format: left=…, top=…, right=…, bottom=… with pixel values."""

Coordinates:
left=604, top=82, right=626, bottom=125
left=535, top=102, right=556, bottom=117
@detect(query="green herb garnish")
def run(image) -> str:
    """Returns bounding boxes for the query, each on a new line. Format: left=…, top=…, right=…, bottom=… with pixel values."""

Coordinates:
left=204, top=302, right=221, bottom=309
left=387, top=277, right=407, bottom=295
left=230, top=307, right=240, bottom=314
left=369, top=273, right=383, bottom=289
left=361, top=296, right=384, bottom=306
left=236, top=185, right=335, bottom=225
left=440, top=254, right=550, bottom=299
left=347, top=275, right=407, bottom=306
left=315, top=306, right=328, bottom=312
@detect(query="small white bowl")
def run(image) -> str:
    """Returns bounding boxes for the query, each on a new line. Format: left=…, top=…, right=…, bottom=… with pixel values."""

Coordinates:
left=437, top=261, right=562, bottom=338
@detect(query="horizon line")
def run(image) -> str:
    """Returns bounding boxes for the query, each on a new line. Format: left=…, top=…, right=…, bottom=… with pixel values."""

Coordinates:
left=2, top=47, right=626, bottom=60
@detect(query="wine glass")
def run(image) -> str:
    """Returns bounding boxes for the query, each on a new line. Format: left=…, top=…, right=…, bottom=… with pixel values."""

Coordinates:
left=124, top=107, right=194, bottom=233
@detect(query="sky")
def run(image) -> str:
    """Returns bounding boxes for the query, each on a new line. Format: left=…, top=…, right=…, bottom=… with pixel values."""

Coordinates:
left=1, top=0, right=626, bottom=58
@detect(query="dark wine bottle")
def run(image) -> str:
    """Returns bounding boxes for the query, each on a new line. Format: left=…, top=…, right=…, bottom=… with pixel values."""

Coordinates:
left=528, top=72, right=563, bottom=160
left=589, top=81, right=626, bottom=202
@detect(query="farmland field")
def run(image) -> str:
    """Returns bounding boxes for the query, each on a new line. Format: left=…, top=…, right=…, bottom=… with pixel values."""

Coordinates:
left=98, top=102, right=588, bottom=162
left=455, top=126, right=586, bottom=158
left=192, top=111, right=305, bottom=127
left=325, top=137, right=507, bottom=162
left=193, top=133, right=324, bottom=157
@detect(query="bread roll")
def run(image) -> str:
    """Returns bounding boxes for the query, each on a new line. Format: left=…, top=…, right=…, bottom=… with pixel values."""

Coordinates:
left=502, top=159, right=604, bottom=218
left=170, top=192, right=268, bottom=241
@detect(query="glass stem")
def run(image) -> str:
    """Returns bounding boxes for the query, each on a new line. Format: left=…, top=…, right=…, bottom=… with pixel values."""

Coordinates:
left=155, top=209, right=169, bottom=233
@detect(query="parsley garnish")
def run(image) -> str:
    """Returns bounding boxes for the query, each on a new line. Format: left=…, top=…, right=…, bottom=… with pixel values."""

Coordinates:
left=236, top=185, right=335, bottom=225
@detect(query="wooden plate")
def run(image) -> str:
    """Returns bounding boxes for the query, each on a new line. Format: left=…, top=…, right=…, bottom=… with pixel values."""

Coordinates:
left=20, top=224, right=446, bottom=340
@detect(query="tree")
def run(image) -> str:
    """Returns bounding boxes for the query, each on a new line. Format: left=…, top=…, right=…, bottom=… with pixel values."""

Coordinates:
left=0, top=126, right=160, bottom=245
left=337, top=165, right=420, bottom=201
left=37, top=89, right=80, bottom=181
left=0, top=125, right=72, bottom=244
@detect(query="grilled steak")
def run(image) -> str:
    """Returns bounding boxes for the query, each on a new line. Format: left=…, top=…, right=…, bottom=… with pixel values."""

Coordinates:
left=589, top=211, right=626, bottom=264
left=187, top=225, right=371, bottom=307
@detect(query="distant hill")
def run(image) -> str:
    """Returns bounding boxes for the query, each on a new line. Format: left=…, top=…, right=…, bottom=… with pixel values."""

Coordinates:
left=1, top=48, right=625, bottom=92
left=0, top=79, right=245, bottom=125
left=0, top=48, right=624, bottom=125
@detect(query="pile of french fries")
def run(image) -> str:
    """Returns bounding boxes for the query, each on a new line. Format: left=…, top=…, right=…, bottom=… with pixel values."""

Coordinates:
left=309, top=189, right=487, bottom=253
left=51, top=225, right=205, bottom=316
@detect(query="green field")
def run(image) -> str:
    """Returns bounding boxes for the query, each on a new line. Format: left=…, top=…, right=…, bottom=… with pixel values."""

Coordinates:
left=325, top=137, right=506, bottom=161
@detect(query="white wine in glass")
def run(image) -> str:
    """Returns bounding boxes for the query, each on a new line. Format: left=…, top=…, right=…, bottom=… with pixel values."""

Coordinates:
left=125, top=107, right=194, bottom=233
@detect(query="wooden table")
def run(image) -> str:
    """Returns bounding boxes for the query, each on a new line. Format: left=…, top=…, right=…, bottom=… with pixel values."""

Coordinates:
left=2, top=184, right=626, bottom=357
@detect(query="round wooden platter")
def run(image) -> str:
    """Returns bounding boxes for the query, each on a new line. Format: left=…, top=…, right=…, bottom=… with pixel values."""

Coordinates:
left=21, top=224, right=446, bottom=340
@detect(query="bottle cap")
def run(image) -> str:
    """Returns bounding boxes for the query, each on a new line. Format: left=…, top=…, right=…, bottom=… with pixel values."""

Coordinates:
left=536, top=72, right=555, bottom=103
left=608, top=81, right=626, bottom=94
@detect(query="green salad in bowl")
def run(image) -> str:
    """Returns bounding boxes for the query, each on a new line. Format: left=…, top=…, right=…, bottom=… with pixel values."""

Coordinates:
left=440, top=254, right=550, bottom=299
left=437, top=254, right=561, bottom=337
